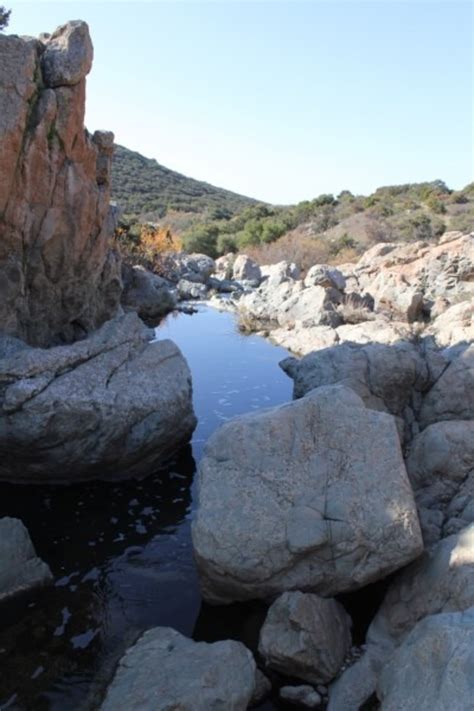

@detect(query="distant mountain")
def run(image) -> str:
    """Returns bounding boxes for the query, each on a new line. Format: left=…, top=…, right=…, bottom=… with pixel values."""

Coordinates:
left=111, top=145, right=258, bottom=219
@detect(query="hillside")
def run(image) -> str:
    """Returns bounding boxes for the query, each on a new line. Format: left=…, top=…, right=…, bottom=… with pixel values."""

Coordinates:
left=111, top=145, right=258, bottom=219
left=112, top=145, right=473, bottom=269
left=177, top=180, right=474, bottom=264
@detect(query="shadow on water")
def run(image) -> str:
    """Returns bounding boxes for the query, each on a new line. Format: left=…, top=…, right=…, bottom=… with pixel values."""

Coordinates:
left=0, top=306, right=293, bottom=710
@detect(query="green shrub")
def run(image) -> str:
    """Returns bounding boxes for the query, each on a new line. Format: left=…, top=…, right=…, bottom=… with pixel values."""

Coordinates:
left=182, top=224, right=219, bottom=257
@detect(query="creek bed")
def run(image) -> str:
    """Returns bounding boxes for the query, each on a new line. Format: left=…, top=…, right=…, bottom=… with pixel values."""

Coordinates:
left=0, top=306, right=293, bottom=710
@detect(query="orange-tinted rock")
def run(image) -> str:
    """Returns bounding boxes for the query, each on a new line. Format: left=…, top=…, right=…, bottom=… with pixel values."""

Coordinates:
left=0, top=21, right=121, bottom=346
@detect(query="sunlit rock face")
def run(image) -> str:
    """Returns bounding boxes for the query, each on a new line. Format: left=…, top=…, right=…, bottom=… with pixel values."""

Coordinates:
left=192, top=384, right=423, bottom=604
left=0, top=21, right=121, bottom=347
left=0, top=313, right=197, bottom=483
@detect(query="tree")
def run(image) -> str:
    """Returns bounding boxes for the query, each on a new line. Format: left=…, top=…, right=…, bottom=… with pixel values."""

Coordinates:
left=0, top=6, right=11, bottom=30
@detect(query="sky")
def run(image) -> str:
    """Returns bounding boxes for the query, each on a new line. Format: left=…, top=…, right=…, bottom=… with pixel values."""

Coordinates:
left=6, top=0, right=474, bottom=204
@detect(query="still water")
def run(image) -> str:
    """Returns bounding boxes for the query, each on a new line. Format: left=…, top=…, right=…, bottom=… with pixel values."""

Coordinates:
left=0, top=306, right=293, bottom=710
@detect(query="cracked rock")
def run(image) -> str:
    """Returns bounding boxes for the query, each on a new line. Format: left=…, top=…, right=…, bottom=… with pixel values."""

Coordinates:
left=192, top=384, right=422, bottom=603
left=0, top=313, right=196, bottom=482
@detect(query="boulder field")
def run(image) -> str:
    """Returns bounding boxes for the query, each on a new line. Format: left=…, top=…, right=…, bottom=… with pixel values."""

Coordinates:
left=182, top=233, right=473, bottom=706
left=1, top=17, right=473, bottom=711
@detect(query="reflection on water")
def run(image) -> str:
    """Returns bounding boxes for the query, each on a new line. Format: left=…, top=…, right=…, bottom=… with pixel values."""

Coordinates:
left=0, top=306, right=292, bottom=710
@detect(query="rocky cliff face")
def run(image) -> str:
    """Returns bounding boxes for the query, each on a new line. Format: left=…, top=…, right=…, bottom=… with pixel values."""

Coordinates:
left=0, top=21, right=121, bottom=347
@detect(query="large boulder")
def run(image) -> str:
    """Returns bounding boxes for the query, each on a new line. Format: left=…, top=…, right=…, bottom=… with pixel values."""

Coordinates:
left=406, top=420, right=474, bottom=545
left=41, top=20, right=93, bottom=87
left=100, top=627, right=256, bottom=711
left=427, top=300, right=474, bottom=347
left=160, top=253, right=215, bottom=284
left=304, top=264, right=346, bottom=291
left=280, top=341, right=430, bottom=424
left=261, top=261, right=300, bottom=286
left=121, top=264, right=176, bottom=322
left=232, top=254, right=262, bottom=282
left=192, top=385, right=422, bottom=604
left=328, top=525, right=474, bottom=710
left=0, top=517, right=53, bottom=601
left=276, top=285, right=343, bottom=329
left=239, top=280, right=304, bottom=329
left=419, top=343, right=474, bottom=428
left=259, top=591, right=351, bottom=684
left=214, top=253, right=235, bottom=280
left=377, top=608, right=474, bottom=711
left=177, top=279, right=209, bottom=300
left=353, top=235, right=474, bottom=316
left=367, top=524, right=474, bottom=654
left=0, top=22, right=122, bottom=347
left=0, top=313, right=197, bottom=482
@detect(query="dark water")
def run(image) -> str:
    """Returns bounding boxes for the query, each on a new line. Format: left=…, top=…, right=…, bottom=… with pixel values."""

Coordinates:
left=0, top=306, right=293, bottom=710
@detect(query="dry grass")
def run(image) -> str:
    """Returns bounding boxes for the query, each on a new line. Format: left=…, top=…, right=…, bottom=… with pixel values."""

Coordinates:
left=245, top=233, right=359, bottom=274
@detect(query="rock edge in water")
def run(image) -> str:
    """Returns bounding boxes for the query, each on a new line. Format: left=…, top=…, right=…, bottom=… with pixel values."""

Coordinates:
left=0, top=312, right=197, bottom=483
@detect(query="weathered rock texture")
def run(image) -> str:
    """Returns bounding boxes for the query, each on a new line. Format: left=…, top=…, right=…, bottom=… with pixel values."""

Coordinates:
left=0, top=313, right=197, bottom=482
left=100, top=627, right=256, bottom=711
left=0, top=517, right=53, bottom=601
left=377, top=608, right=474, bottom=711
left=0, top=21, right=121, bottom=347
left=259, top=591, right=351, bottom=684
left=223, top=232, right=474, bottom=356
left=121, top=264, right=176, bottom=323
left=406, top=420, right=474, bottom=545
left=328, top=525, right=474, bottom=710
left=192, top=385, right=422, bottom=604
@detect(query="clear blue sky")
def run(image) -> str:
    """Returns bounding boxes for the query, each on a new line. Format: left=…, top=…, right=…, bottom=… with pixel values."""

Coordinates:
left=7, top=1, right=474, bottom=204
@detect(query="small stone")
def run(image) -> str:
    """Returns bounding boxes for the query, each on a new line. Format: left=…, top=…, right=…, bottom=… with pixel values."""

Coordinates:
left=249, top=669, right=271, bottom=707
left=280, top=685, right=322, bottom=708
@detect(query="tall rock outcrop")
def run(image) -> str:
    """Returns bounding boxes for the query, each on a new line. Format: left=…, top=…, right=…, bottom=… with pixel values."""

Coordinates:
left=0, top=21, right=121, bottom=347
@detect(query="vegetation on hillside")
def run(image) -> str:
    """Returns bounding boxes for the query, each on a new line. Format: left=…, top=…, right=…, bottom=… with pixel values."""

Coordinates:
left=113, top=143, right=473, bottom=271
left=112, top=145, right=258, bottom=219
left=175, top=180, right=473, bottom=268
left=0, top=6, right=11, bottom=30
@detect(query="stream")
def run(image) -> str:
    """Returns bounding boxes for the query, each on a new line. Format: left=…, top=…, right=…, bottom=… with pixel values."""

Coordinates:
left=0, top=306, right=294, bottom=710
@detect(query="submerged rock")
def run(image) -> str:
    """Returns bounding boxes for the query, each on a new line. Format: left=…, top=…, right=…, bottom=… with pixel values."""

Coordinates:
left=192, top=384, right=422, bottom=603
left=0, top=313, right=196, bottom=482
left=100, top=627, right=256, bottom=711
left=259, top=591, right=351, bottom=684
left=0, top=517, right=52, bottom=602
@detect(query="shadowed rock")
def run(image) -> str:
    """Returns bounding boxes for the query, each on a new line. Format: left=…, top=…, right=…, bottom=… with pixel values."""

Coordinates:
left=0, top=517, right=53, bottom=601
